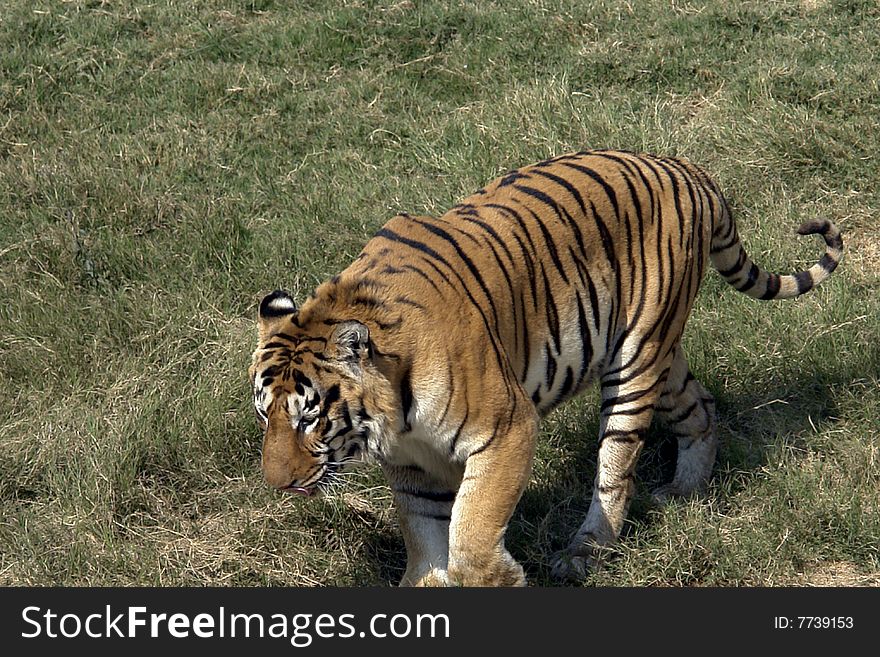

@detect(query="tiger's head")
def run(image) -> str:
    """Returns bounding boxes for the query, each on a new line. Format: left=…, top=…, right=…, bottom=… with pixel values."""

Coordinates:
left=249, top=289, right=397, bottom=495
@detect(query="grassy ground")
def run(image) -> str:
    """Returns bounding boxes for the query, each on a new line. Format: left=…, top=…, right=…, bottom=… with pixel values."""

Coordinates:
left=0, top=0, right=877, bottom=586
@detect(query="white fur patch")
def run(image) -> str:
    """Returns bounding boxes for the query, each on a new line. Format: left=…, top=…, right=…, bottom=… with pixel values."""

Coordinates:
left=267, top=295, right=296, bottom=313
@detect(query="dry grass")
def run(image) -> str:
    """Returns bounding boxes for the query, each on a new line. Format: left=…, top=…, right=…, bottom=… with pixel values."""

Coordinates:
left=0, top=0, right=878, bottom=587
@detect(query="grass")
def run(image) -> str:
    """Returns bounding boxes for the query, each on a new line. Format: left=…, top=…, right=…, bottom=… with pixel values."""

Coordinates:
left=0, top=0, right=877, bottom=586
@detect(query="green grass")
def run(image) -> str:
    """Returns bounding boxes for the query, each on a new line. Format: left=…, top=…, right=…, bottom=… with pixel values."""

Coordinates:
left=0, top=0, right=878, bottom=586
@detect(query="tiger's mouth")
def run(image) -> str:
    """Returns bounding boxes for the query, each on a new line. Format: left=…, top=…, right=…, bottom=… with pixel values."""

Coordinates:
left=277, top=455, right=356, bottom=498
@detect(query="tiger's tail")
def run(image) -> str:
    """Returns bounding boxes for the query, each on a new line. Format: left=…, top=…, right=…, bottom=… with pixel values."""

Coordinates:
left=710, top=204, right=843, bottom=300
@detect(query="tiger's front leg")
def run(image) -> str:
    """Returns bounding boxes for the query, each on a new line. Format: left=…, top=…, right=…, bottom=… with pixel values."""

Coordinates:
left=383, top=463, right=461, bottom=587
left=446, top=405, right=538, bottom=587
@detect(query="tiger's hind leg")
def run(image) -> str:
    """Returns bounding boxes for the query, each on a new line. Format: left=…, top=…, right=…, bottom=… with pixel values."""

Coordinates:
left=652, top=346, right=718, bottom=503
left=551, top=356, right=669, bottom=582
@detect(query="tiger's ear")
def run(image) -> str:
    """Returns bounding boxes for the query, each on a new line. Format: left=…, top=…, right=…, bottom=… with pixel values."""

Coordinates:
left=329, top=320, right=371, bottom=364
left=257, top=289, right=296, bottom=341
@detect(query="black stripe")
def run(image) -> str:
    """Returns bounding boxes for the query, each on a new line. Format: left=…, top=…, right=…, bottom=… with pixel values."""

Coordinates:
left=544, top=343, right=558, bottom=392
left=600, top=429, right=644, bottom=444
left=606, top=403, right=655, bottom=417
left=450, top=404, right=469, bottom=454
left=600, top=387, right=654, bottom=411
left=506, top=232, right=538, bottom=315
left=469, top=413, right=507, bottom=457
left=439, top=217, right=483, bottom=248
left=589, top=199, right=617, bottom=265
left=326, top=401, right=353, bottom=440
left=438, top=361, right=454, bottom=427
left=589, top=151, right=649, bottom=206
left=400, top=368, right=413, bottom=432
left=527, top=170, right=590, bottom=256
left=519, top=290, right=531, bottom=382
left=652, top=158, right=687, bottom=245
left=484, top=204, right=541, bottom=311
left=542, top=267, right=561, bottom=353
left=710, top=232, right=738, bottom=254
left=551, top=366, right=575, bottom=408
left=558, top=161, right=621, bottom=219
left=760, top=273, right=781, bottom=300
left=657, top=269, right=687, bottom=343
left=585, top=267, right=601, bottom=337
left=612, top=159, right=647, bottom=244
left=575, top=290, right=594, bottom=389
left=321, top=384, right=341, bottom=412
left=458, top=216, right=517, bottom=266
left=819, top=253, right=839, bottom=273
left=663, top=157, right=701, bottom=248
left=345, top=438, right=366, bottom=460
left=394, top=488, right=457, bottom=503
left=794, top=270, right=813, bottom=294
left=402, top=263, right=443, bottom=293
left=636, top=153, right=668, bottom=193
left=530, top=169, right=588, bottom=215
left=735, top=263, right=760, bottom=293
left=410, top=218, right=501, bottom=327
left=827, top=233, right=843, bottom=251
left=602, top=337, right=667, bottom=388
left=375, top=227, right=449, bottom=272
left=394, top=296, right=427, bottom=310
left=375, top=317, right=403, bottom=331
left=261, top=341, right=291, bottom=350
left=717, top=249, right=746, bottom=278
left=499, top=170, right=530, bottom=187
left=352, top=295, right=388, bottom=311
left=453, top=203, right=480, bottom=216
left=597, top=479, right=633, bottom=494
left=590, top=196, right=622, bottom=359
left=507, top=195, right=570, bottom=285
left=460, top=224, right=518, bottom=322
left=413, top=512, right=452, bottom=522
left=666, top=401, right=699, bottom=424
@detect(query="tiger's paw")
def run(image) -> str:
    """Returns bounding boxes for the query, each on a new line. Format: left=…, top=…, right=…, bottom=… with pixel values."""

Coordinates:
left=550, top=537, right=614, bottom=583
left=410, top=568, right=452, bottom=587
left=650, top=482, right=706, bottom=506
left=447, top=552, right=526, bottom=587
left=550, top=552, right=593, bottom=583
left=651, top=484, right=687, bottom=505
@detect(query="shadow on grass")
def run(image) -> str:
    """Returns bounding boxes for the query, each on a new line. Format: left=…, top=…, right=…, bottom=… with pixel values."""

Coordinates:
left=351, top=526, right=408, bottom=586
left=512, top=348, right=871, bottom=585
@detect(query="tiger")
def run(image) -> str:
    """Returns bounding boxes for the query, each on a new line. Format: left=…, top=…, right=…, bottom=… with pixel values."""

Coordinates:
left=249, top=149, right=842, bottom=586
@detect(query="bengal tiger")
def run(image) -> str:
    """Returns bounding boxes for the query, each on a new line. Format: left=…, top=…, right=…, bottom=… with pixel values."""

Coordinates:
left=249, top=149, right=842, bottom=586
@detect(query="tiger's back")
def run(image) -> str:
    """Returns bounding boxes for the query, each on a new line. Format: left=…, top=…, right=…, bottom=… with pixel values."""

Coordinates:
left=251, top=149, right=842, bottom=586
left=373, top=150, right=715, bottom=418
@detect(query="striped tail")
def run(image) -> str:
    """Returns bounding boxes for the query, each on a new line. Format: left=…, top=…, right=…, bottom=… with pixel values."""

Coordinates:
left=710, top=214, right=843, bottom=301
